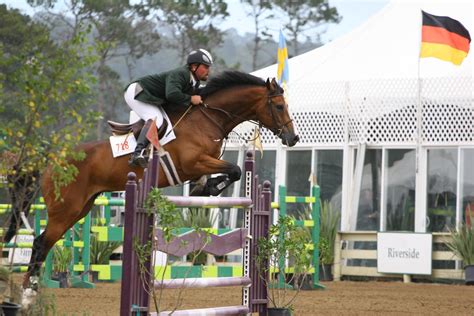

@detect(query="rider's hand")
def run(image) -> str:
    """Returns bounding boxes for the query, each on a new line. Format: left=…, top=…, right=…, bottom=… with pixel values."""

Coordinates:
left=191, top=95, right=202, bottom=106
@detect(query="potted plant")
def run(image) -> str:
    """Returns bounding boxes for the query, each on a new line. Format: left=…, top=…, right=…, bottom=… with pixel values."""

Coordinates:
left=318, top=200, right=340, bottom=281
left=289, top=208, right=315, bottom=290
left=52, top=245, right=72, bottom=288
left=318, top=236, right=332, bottom=280
left=445, top=218, right=474, bottom=285
left=89, top=233, right=121, bottom=282
left=0, top=266, right=22, bottom=315
left=256, top=216, right=312, bottom=315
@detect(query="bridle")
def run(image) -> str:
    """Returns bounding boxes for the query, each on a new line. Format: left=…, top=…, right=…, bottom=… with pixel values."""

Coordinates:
left=266, top=91, right=293, bottom=138
left=198, top=90, right=294, bottom=140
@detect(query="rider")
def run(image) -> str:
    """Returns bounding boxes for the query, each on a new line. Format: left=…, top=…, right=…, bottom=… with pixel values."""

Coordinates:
left=124, top=48, right=213, bottom=168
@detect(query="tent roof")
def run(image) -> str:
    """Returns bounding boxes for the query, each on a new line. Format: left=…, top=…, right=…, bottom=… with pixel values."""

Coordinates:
left=253, top=0, right=472, bottom=83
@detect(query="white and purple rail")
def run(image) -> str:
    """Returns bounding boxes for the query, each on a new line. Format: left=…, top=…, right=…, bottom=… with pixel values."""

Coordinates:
left=120, top=151, right=271, bottom=316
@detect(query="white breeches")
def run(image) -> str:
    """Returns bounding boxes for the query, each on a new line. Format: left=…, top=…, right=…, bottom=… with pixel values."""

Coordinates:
left=124, top=82, right=164, bottom=127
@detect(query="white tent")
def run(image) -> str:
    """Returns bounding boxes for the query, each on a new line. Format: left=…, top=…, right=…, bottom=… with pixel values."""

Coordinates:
left=234, top=0, right=473, bottom=147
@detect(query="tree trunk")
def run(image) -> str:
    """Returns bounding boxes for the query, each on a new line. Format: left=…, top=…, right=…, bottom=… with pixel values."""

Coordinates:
left=97, top=60, right=106, bottom=140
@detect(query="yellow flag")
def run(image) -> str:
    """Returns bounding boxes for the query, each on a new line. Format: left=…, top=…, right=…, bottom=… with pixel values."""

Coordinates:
left=277, top=29, right=289, bottom=85
left=252, top=126, right=263, bottom=158
left=277, top=29, right=290, bottom=101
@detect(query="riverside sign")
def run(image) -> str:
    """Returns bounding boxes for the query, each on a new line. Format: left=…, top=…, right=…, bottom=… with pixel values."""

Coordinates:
left=377, top=232, right=432, bottom=275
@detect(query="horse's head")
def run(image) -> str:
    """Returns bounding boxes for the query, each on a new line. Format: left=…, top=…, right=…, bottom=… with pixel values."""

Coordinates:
left=257, top=78, right=299, bottom=147
left=198, top=71, right=299, bottom=146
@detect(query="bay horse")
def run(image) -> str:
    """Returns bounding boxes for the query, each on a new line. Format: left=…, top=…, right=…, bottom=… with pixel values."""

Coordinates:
left=17, top=70, right=299, bottom=289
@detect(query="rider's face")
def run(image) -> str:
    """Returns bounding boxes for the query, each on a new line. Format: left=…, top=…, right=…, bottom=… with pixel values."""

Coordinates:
left=194, top=64, right=210, bottom=81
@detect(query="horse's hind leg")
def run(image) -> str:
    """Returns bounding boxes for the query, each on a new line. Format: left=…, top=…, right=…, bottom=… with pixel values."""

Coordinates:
left=23, top=231, right=46, bottom=289
left=23, top=195, right=98, bottom=289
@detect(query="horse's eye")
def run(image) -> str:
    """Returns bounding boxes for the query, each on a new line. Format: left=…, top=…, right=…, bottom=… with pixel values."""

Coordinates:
left=275, top=104, right=284, bottom=112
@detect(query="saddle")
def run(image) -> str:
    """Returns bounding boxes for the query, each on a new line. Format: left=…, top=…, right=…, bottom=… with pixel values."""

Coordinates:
left=107, top=119, right=168, bottom=139
left=107, top=118, right=181, bottom=185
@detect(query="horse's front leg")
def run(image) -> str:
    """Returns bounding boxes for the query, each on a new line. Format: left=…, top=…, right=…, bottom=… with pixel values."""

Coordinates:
left=188, top=156, right=241, bottom=196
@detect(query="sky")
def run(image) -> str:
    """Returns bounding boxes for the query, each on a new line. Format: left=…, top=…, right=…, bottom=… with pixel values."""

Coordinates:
left=223, top=0, right=390, bottom=43
left=1, top=0, right=390, bottom=45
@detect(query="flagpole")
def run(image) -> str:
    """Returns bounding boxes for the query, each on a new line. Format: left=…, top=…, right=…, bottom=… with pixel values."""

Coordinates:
left=415, top=9, right=425, bottom=234
left=416, top=10, right=423, bottom=174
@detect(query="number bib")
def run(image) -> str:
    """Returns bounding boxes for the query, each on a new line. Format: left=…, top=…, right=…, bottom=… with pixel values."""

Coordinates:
left=109, top=133, right=137, bottom=158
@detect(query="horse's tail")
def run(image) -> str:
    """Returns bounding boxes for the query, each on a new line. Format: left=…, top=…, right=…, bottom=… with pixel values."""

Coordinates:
left=3, top=167, right=40, bottom=243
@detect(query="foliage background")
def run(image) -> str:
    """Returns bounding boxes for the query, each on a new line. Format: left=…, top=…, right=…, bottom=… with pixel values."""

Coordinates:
left=0, top=0, right=340, bottom=218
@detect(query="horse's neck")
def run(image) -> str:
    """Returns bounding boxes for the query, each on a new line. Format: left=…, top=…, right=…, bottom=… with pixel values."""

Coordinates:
left=202, top=87, right=264, bottom=136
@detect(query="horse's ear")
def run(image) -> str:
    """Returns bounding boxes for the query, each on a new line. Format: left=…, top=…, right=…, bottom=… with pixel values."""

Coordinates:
left=265, top=78, right=271, bottom=90
left=266, top=78, right=277, bottom=91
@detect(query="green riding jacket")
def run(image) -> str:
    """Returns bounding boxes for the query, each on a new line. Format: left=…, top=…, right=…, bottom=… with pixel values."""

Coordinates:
left=128, top=65, right=196, bottom=109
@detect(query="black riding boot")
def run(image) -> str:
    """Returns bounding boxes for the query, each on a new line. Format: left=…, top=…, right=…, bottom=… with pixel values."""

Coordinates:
left=128, top=119, right=152, bottom=168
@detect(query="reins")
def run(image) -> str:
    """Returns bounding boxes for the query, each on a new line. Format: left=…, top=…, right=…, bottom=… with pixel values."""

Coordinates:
left=165, top=104, right=194, bottom=138
left=199, top=103, right=262, bottom=142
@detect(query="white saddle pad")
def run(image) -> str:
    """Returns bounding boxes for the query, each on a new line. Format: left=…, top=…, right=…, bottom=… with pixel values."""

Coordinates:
left=109, top=109, right=176, bottom=158
left=156, top=107, right=176, bottom=146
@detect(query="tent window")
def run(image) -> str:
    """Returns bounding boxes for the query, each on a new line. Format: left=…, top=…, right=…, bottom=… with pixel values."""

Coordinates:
left=255, top=150, right=276, bottom=195
left=239, top=150, right=276, bottom=197
left=384, top=149, right=415, bottom=231
left=461, top=149, right=474, bottom=225
left=356, top=149, right=382, bottom=231
left=285, top=150, right=312, bottom=217
left=314, top=150, right=343, bottom=230
left=427, top=148, right=458, bottom=232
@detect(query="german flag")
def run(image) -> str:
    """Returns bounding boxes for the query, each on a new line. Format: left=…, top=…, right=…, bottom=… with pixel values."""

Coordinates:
left=420, top=11, right=471, bottom=65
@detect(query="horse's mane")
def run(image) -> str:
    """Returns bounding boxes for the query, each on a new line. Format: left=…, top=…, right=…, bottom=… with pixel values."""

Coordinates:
left=200, top=70, right=266, bottom=97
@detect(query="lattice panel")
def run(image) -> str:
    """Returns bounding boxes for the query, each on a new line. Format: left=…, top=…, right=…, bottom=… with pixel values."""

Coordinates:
left=290, top=81, right=347, bottom=145
left=293, top=110, right=345, bottom=144
left=365, top=104, right=417, bottom=144
left=345, top=78, right=420, bottom=144
left=421, top=77, right=473, bottom=144
left=228, top=77, right=472, bottom=146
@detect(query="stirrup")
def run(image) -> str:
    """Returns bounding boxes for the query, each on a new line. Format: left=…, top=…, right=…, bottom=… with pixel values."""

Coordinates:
left=128, top=150, right=148, bottom=168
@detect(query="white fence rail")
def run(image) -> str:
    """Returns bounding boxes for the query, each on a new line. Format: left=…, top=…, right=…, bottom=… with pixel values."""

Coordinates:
left=333, top=231, right=465, bottom=281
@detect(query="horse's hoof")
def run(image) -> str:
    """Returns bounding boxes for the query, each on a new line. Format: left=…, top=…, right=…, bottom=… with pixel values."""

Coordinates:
left=209, top=188, right=224, bottom=196
left=21, top=287, right=37, bottom=310
left=205, top=176, right=229, bottom=196
left=22, top=275, right=39, bottom=290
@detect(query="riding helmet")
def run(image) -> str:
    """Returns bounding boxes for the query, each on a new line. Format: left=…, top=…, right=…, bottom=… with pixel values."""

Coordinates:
left=187, top=49, right=213, bottom=66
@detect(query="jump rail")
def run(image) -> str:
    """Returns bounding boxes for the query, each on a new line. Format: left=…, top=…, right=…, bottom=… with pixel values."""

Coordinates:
left=120, top=151, right=270, bottom=316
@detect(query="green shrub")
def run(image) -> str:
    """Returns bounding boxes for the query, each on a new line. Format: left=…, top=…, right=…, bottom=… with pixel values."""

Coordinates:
left=319, top=200, right=340, bottom=265
left=446, top=220, right=474, bottom=266
left=52, top=245, right=72, bottom=273
left=90, top=233, right=121, bottom=265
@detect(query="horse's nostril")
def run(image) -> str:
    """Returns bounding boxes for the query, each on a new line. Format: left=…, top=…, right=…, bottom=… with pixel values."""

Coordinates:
left=294, top=135, right=300, bottom=143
